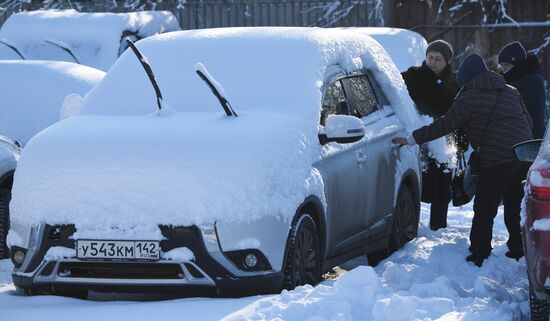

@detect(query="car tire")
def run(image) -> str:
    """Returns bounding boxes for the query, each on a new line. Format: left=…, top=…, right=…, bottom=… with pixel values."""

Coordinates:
left=366, top=248, right=389, bottom=267
left=530, top=289, right=550, bottom=321
left=282, top=213, right=321, bottom=290
left=389, top=185, right=418, bottom=253
left=367, top=185, right=418, bottom=266
left=0, top=188, right=11, bottom=259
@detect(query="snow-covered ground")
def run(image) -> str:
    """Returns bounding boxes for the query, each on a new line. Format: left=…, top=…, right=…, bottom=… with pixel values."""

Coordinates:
left=0, top=202, right=530, bottom=321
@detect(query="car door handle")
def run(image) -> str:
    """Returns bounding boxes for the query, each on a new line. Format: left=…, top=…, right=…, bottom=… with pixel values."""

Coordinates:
left=356, top=150, right=368, bottom=164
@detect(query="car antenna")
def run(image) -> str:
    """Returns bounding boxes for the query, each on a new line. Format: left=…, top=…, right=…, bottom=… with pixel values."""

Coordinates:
left=44, top=39, right=79, bottom=64
left=195, top=63, right=237, bottom=117
left=125, top=39, right=163, bottom=111
left=0, top=38, right=25, bottom=60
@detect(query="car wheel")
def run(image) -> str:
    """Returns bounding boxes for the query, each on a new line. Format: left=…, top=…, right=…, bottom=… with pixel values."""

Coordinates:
left=366, top=248, right=389, bottom=267
left=389, top=185, right=418, bottom=253
left=283, top=214, right=321, bottom=290
left=0, top=188, right=11, bottom=259
left=530, top=288, right=550, bottom=321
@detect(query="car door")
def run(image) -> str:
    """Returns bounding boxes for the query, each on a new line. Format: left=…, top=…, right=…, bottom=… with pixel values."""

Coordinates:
left=340, top=74, right=393, bottom=236
left=314, top=77, right=370, bottom=257
left=362, top=72, right=404, bottom=239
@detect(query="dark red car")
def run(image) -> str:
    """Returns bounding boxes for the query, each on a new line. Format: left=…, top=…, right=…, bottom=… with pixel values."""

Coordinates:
left=515, top=137, right=550, bottom=321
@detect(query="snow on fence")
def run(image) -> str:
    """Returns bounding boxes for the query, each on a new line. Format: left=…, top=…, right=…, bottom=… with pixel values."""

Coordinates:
left=0, top=0, right=385, bottom=29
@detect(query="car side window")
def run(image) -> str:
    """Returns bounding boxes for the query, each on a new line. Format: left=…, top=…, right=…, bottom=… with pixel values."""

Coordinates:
left=366, top=73, right=390, bottom=107
left=341, top=76, right=379, bottom=118
left=320, top=79, right=348, bottom=126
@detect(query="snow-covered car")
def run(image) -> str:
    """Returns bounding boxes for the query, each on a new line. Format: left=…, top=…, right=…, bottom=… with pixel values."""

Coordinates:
left=0, top=136, right=20, bottom=259
left=0, top=10, right=180, bottom=71
left=340, top=27, right=428, bottom=72
left=9, top=27, right=424, bottom=297
left=0, top=60, right=104, bottom=259
left=514, top=133, right=550, bottom=320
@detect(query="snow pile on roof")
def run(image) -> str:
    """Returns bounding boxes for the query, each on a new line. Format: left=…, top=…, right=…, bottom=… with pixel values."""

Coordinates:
left=11, top=28, right=379, bottom=233
left=0, top=60, right=104, bottom=146
left=0, top=10, right=180, bottom=70
left=346, top=27, right=428, bottom=72
left=78, top=27, right=370, bottom=116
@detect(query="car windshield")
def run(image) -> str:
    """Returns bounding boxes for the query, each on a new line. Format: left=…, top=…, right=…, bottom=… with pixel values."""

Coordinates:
left=78, top=28, right=372, bottom=117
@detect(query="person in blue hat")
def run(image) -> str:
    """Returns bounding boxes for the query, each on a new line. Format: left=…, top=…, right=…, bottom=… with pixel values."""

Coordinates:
left=393, top=53, right=533, bottom=267
left=498, top=41, right=547, bottom=139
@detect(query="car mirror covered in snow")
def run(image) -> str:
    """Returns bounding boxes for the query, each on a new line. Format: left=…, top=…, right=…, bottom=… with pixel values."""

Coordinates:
left=513, top=139, right=543, bottom=163
left=319, top=114, right=365, bottom=145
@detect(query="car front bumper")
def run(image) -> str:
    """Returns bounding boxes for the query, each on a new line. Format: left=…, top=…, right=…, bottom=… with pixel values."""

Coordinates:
left=12, top=223, right=283, bottom=296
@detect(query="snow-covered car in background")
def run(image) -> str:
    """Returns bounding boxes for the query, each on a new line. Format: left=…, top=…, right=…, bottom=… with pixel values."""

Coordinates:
left=0, top=60, right=104, bottom=259
left=514, top=133, right=550, bottom=320
left=9, top=27, right=424, bottom=298
left=0, top=10, right=180, bottom=71
left=341, top=27, right=428, bottom=72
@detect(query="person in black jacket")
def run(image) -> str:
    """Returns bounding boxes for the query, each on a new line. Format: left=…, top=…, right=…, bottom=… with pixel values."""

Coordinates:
left=401, top=39, right=464, bottom=231
left=394, top=54, right=533, bottom=267
left=498, top=41, right=547, bottom=139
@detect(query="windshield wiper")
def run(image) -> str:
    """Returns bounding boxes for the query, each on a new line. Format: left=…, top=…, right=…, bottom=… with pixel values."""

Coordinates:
left=126, top=39, right=164, bottom=111
left=0, top=37, right=25, bottom=60
left=44, top=38, right=79, bottom=64
left=195, top=63, right=237, bottom=117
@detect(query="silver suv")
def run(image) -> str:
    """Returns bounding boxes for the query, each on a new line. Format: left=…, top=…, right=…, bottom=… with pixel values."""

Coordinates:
left=9, top=27, right=421, bottom=298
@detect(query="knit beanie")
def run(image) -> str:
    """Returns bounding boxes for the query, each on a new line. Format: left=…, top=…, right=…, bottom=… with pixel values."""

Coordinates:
left=456, top=53, right=488, bottom=88
left=498, top=41, right=527, bottom=65
left=426, top=40, right=454, bottom=63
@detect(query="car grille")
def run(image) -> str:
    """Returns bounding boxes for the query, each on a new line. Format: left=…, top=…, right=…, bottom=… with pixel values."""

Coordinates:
left=58, top=262, right=184, bottom=279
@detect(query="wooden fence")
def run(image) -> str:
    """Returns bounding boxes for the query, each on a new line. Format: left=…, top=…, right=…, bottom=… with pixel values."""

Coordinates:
left=0, top=0, right=382, bottom=29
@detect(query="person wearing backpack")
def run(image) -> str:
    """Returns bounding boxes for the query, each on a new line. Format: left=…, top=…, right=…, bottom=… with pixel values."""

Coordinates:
left=393, top=53, right=533, bottom=267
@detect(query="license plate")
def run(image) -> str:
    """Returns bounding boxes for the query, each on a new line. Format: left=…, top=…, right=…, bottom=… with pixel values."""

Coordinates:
left=76, top=240, right=160, bottom=261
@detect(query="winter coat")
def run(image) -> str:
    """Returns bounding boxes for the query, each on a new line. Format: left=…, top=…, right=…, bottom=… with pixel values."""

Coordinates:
left=402, top=61, right=468, bottom=153
left=412, top=70, right=533, bottom=169
left=401, top=62, right=459, bottom=118
left=503, top=55, right=547, bottom=139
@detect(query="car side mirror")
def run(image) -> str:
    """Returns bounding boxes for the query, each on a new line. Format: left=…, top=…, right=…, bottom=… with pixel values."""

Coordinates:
left=513, top=139, right=543, bottom=164
left=319, top=114, right=365, bottom=145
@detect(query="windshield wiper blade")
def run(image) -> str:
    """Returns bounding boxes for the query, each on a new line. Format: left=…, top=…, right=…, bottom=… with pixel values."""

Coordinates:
left=44, top=38, right=79, bottom=64
left=195, top=63, right=237, bottom=117
left=126, top=39, right=164, bottom=111
left=0, top=37, right=25, bottom=60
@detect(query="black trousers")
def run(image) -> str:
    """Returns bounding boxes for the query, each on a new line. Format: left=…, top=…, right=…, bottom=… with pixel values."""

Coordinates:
left=422, top=159, right=452, bottom=230
left=470, top=161, right=529, bottom=255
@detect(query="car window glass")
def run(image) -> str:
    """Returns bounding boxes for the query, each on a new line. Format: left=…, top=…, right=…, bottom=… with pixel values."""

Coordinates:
left=320, top=80, right=347, bottom=125
left=366, top=73, right=390, bottom=106
left=342, top=76, right=378, bottom=118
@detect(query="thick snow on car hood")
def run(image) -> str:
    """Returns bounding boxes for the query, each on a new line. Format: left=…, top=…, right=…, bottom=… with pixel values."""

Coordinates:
left=0, top=10, right=180, bottom=70
left=0, top=60, right=104, bottom=146
left=11, top=111, right=323, bottom=237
